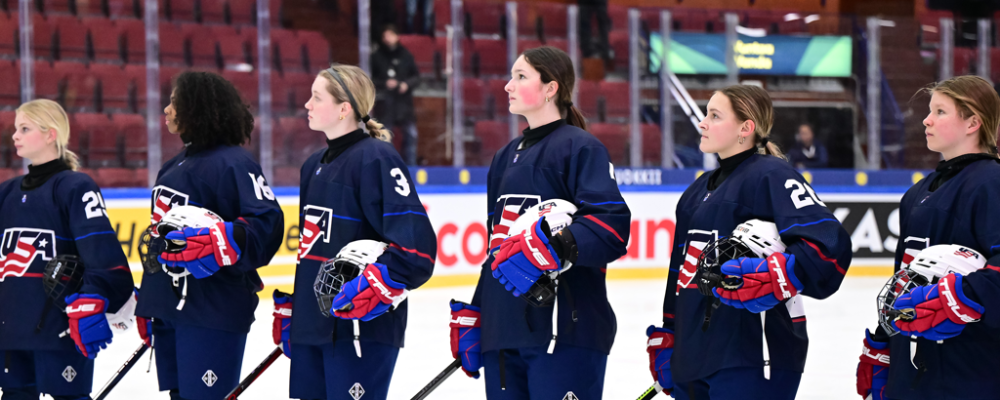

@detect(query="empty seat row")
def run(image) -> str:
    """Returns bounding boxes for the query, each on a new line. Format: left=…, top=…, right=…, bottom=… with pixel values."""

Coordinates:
left=0, top=16, right=330, bottom=73
left=399, top=35, right=569, bottom=78
left=2, top=0, right=279, bottom=25
left=0, top=60, right=318, bottom=116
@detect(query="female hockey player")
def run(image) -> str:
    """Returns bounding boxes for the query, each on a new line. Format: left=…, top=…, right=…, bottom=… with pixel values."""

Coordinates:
left=647, top=85, right=852, bottom=399
left=447, top=46, right=631, bottom=399
left=271, top=63, right=436, bottom=400
left=134, top=71, right=283, bottom=400
left=856, top=75, right=1000, bottom=400
left=0, top=99, right=134, bottom=399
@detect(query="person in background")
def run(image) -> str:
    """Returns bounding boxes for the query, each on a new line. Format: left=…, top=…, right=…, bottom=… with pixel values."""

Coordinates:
left=579, top=0, right=612, bottom=64
left=786, top=123, right=828, bottom=169
left=406, top=0, right=434, bottom=35
left=371, top=25, right=421, bottom=165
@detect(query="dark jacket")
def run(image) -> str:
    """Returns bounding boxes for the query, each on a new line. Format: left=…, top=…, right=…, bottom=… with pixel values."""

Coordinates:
left=371, top=44, right=420, bottom=125
left=787, top=142, right=829, bottom=169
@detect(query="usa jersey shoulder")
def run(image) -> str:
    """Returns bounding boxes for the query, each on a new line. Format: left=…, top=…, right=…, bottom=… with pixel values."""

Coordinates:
left=0, top=174, right=20, bottom=201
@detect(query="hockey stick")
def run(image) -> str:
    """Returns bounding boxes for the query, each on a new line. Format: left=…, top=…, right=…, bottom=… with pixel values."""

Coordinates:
left=224, top=347, right=283, bottom=400
left=636, top=382, right=663, bottom=400
left=410, top=359, right=465, bottom=400
left=93, top=343, right=149, bottom=400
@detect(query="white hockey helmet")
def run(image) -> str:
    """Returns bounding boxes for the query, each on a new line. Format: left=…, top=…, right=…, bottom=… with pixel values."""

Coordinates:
left=508, top=199, right=578, bottom=238
left=313, top=240, right=389, bottom=317
left=156, top=205, right=223, bottom=241
left=696, top=219, right=785, bottom=296
left=877, top=245, right=986, bottom=335
left=731, top=219, right=787, bottom=257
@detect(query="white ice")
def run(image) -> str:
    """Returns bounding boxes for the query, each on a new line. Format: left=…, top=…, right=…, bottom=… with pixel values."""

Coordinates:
left=42, top=277, right=885, bottom=399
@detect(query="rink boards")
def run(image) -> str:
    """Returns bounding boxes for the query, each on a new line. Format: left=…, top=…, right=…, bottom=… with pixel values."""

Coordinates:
left=100, top=187, right=904, bottom=296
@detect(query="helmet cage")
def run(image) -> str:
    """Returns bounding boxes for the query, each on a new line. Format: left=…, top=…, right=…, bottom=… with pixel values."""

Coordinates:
left=696, top=237, right=757, bottom=296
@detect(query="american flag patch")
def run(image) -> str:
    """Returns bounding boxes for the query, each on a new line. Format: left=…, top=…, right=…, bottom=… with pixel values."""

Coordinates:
left=954, top=248, right=979, bottom=259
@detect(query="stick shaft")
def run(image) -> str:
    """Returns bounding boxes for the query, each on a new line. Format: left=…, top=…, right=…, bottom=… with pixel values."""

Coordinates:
left=94, top=343, right=149, bottom=400
left=224, top=347, right=283, bottom=400
left=636, top=383, right=663, bottom=400
left=410, top=359, right=462, bottom=400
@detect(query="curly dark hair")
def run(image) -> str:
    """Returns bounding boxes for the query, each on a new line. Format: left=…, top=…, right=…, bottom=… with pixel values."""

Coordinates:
left=171, top=71, right=254, bottom=148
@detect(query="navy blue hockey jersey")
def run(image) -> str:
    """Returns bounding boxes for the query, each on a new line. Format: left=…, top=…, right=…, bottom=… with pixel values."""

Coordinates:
left=290, top=136, right=436, bottom=348
left=664, top=154, right=851, bottom=382
left=134, top=145, right=283, bottom=333
left=885, top=158, right=1000, bottom=400
left=471, top=123, right=631, bottom=354
left=0, top=171, right=133, bottom=350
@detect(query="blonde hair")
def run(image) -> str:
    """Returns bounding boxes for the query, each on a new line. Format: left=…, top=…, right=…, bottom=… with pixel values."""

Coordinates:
left=926, top=75, right=1000, bottom=156
left=318, top=64, right=392, bottom=142
left=16, top=99, right=80, bottom=171
left=717, top=85, right=784, bottom=159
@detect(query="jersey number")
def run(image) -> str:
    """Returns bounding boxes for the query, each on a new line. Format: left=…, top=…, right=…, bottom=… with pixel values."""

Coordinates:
left=785, top=179, right=826, bottom=209
left=82, top=191, right=107, bottom=219
left=249, top=173, right=275, bottom=201
left=390, top=168, right=410, bottom=197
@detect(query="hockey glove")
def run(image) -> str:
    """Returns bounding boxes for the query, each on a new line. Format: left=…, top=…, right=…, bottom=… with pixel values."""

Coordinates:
left=491, top=218, right=561, bottom=297
left=273, top=290, right=293, bottom=358
left=134, top=289, right=153, bottom=347
left=713, top=253, right=803, bottom=313
left=892, top=273, right=983, bottom=341
left=137, top=315, right=153, bottom=347
left=856, top=329, right=889, bottom=400
left=159, top=222, right=241, bottom=279
left=330, top=263, right=407, bottom=321
left=65, top=293, right=113, bottom=359
left=646, top=326, right=674, bottom=396
left=450, top=300, right=482, bottom=378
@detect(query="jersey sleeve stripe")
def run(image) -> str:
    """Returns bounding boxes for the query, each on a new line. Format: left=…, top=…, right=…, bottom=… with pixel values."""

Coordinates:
left=383, top=211, right=428, bottom=217
left=331, top=214, right=361, bottom=222
left=390, top=243, right=435, bottom=264
left=802, top=239, right=846, bottom=275
left=585, top=201, right=626, bottom=206
left=109, top=266, right=129, bottom=272
left=74, top=230, right=116, bottom=241
left=583, top=215, right=625, bottom=243
left=778, top=218, right=840, bottom=235
left=302, top=254, right=327, bottom=262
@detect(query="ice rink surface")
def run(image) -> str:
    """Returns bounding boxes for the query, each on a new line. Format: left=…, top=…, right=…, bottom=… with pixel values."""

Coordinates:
left=72, top=276, right=886, bottom=399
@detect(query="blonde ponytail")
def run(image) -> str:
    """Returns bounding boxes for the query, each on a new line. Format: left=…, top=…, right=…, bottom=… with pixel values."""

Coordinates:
left=760, top=142, right=786, bottom=160
left=365, top=118, right=392, bottom=142
left=16, top=99, right=79, bottom=171
left=62, top=149, right=81, bottom=171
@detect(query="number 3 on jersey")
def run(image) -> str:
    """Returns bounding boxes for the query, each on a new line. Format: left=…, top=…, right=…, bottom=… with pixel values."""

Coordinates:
left=82, top=191, right=107, bottom=219
left=390, top=168, right=410, bottom=197
left=785, top=179, right=825, bottom=209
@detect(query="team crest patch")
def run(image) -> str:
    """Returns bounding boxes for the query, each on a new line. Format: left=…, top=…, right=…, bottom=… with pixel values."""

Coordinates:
left=562, top=392, right=579, bottom=400
left=349, top=382, right=365, bottom=400
left=1, top=228, right=57, bottom=281
left=62, top=366, right=76, bottom=382
left=202, top=370, right=217, bottom=387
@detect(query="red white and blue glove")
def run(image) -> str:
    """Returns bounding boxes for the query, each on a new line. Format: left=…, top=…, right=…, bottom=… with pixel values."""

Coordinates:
left=273, top=290, right=293, bottom=358
left=892, top=273, right=983, bottom=341
left=331, top=263, right=406, bottom=321
left=713, top=253, right=803, bottom=313
left=856, top=329, right=889, bottom=400
left=491, top=218, right=561, bottom=297
left=646, top=326, right=674, bottom=396
left=65, top=293, right=113, bottom=359
left=137, top=315, right=153, bottom=347
left=450, top=300, right=482, bottom=378
left=159, top=222, right=241, bottom=279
